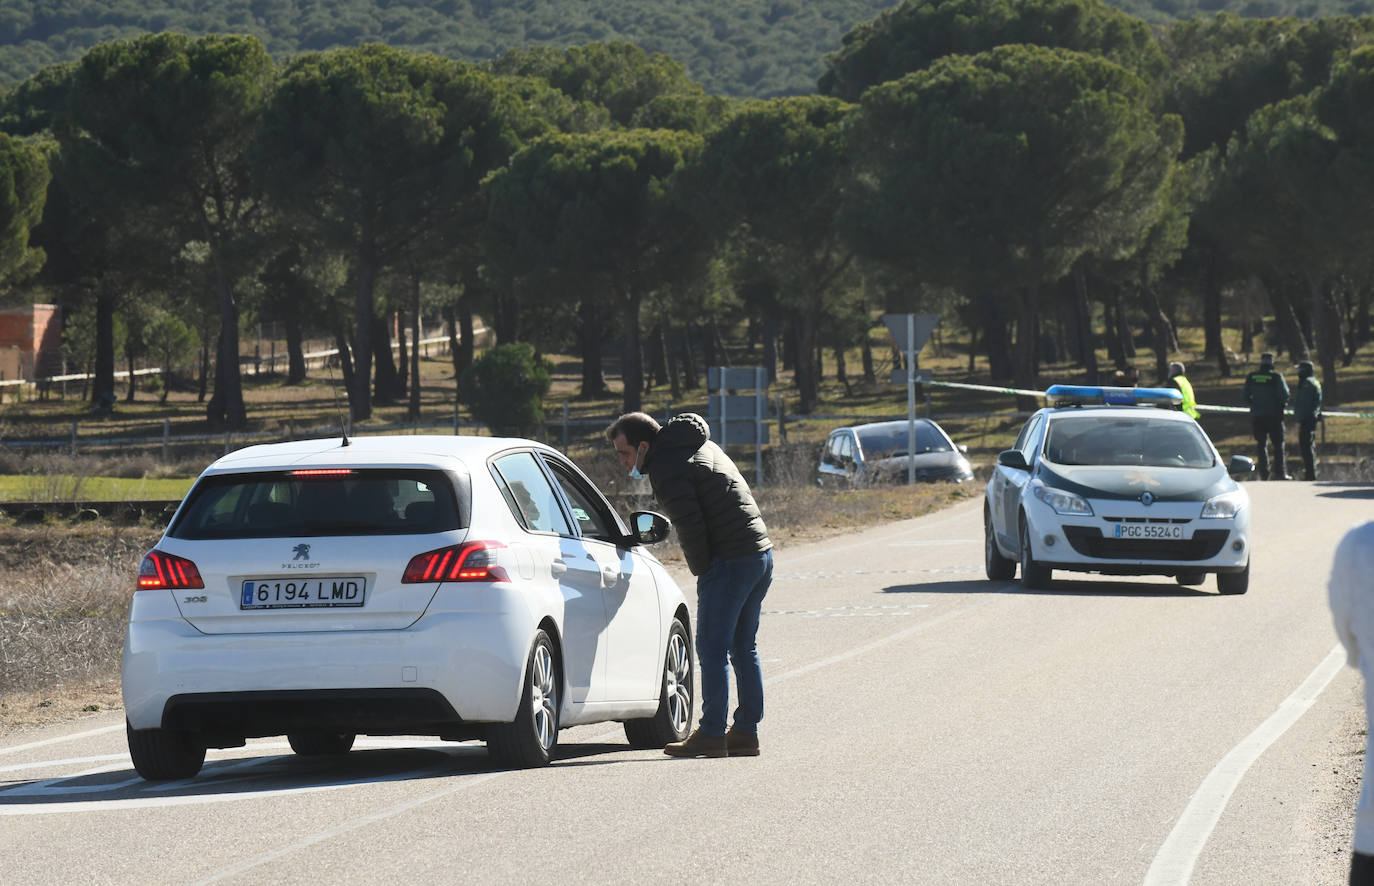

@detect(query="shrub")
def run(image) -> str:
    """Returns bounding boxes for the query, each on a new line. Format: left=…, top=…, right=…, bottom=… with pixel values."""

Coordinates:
left=458, top=343, right=552, bottom=436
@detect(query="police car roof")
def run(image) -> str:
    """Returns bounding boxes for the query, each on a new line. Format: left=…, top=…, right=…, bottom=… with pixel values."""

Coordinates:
left=1044, top=384, right=1182, bottom=408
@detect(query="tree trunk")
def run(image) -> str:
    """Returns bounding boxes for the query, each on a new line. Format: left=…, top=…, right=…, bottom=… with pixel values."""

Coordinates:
left=762, top=317, right=780, bottom=383
left=351, top=237, right=376, bottom=422
left=1012, top=285, right=1039, bottom=392
left=621, top=285, right=644, bottom=414
left=665, top=319, right=681, bottom=401
left=981, top=292, right=1013, bottom=381
left=443, top=305, right=461, bottom=382
left=125, top=347, right=136, bottom=402
left=1115, top=298, right=1135, bottom=360
left=648, top=319, right=669, bottom=391
left=285, top=315, right=307, bottom=384
left=792, top=312, right=820, bottom=414
left=1139, top=278, right=1176, bottom=384
left=835, top=345, right=850, bottom=396
left=94, top=287, right=115, bottom=406
left=495, top=279, right=519, bottom=344
left=680, top=323, right=699, bottom=391
left=408, top=276, right=422, bottom=420
left=206, top=253, right=247, bottom=429
left=332, top=324, right=355, bottom=405
left=577, top=297, right=607, bottom=399
left=1072, top=268, right=1099, bottom=383
left=396, top=308, right=409, bottom=399
left=1263, top=277, right=1309, bottom=362
left=457, top=300, right=475, bottom=377
left=197, top=335, right=208, bottom=403
left=372, top=314, right=397, bottom=406
left=1308, top=273, right=1343, bottom=402
left=1203, top=249, right=1229, bottom=377
left=862, top=314, right=876, bottom=383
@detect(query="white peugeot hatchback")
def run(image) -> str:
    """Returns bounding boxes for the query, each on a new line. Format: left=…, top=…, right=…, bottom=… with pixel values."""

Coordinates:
left=984, top=385, right=1254, bottom=594
left=122, top=434, right=693, bottom=779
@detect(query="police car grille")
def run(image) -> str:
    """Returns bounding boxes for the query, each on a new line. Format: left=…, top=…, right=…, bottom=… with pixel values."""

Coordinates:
left=1063, top=527, right=1230, bottom=561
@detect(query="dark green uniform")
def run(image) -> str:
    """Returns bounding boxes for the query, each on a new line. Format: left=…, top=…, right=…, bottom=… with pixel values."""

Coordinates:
left=1243, top=359, right=1289, bottom=480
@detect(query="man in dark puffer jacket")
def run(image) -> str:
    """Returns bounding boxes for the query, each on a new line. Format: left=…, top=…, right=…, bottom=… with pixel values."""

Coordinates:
left=607, top=412, right=773, bottom=758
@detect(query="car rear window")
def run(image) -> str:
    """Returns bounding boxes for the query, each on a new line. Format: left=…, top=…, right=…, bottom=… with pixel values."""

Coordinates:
left=1044, top=416, right=1215, bottom=469
left=168, top=469, right=464, bottom=539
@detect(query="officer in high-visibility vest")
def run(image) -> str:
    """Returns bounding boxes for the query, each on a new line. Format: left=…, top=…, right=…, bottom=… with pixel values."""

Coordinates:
left=1166, top=361, right=1199, bottom=420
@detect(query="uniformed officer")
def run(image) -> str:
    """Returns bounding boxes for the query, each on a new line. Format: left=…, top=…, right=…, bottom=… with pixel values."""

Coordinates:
left=1166, top=361, right=1199, bottom=420
left=1293, top=360, right=1323, bottom=480
left=1243, top=351, right=1290, bottom=480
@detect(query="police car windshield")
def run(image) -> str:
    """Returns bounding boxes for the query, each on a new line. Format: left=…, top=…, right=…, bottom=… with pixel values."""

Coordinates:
left=1043, top=416, right=1215, bottom=469
left=855, top=422, right=951, bottom=458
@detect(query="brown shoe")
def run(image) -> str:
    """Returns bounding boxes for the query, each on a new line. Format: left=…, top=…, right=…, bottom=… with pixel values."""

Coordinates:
left=726, top=728, right=759, bottom=757
left=664, top=729, right=727, bottom=758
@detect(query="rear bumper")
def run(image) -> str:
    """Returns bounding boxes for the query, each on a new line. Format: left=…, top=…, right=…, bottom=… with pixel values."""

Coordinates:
left=122, top=588, right=536, bottom=733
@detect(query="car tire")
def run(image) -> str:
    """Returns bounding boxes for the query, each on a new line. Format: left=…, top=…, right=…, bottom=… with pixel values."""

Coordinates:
left=985, top=508, right=1016, bottom=581
left=488, top=629, right=559, bottom=768
left=1217, top=561, right=1250, bottom=596
left=1019, top=516, right=1052, bottom=590
left=288, top=731, right=356, bottom=756
left=1175, top=572, right=1206, bottom=586
left=126, top=719, right=206, bottom=781
left=625, top=617, right=694, bottom=749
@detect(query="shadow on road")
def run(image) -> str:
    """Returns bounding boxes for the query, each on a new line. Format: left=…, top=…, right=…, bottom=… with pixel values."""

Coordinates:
left=0, top=740, right=646, bottom=809
left=881, top=577, right=1215, bottom=598
left=1315, top=482, right=1374, bottom=500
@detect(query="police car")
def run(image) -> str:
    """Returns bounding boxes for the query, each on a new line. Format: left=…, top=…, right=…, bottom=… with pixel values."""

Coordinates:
left=984, top=385, right=1255, bottom=594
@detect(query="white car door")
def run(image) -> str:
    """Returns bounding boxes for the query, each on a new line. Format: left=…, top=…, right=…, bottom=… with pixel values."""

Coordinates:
left=490, top=451, right=609, bottom=705
left=542, top=456, right=663, bottom=703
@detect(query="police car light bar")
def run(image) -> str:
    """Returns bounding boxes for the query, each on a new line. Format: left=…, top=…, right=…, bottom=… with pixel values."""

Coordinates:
left=1045, top=384, right=1182, bottom=407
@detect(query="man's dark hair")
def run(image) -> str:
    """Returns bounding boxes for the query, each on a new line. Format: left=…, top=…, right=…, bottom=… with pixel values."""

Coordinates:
left=606, top=412, right=661, bottom=447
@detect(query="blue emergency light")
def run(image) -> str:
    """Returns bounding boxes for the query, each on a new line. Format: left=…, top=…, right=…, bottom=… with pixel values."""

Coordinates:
left=1045, top=384, right=1182, bottom=407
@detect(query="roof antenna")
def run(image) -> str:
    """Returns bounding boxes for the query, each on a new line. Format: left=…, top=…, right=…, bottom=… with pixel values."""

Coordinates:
left=326, top=346, right=351, bottom=447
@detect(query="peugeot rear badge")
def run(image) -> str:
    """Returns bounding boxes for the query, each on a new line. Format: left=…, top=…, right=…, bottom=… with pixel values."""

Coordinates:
left=292, top=544, right=311, bottom=561
left=1140, top=492, right=1154, bottom=506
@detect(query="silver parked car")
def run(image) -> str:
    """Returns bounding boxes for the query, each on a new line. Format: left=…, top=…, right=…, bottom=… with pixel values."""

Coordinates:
left=817, top=419, right=974, bottom=488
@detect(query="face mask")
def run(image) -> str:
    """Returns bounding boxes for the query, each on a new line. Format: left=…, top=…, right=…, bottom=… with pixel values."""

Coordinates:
left=627, top=443, right=646, bottom=480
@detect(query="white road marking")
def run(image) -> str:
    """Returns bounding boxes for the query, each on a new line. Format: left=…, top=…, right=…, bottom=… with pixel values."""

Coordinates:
left=0, top=725, right=122, bottom=756
left=1143, top=643, right=1347, bottom=886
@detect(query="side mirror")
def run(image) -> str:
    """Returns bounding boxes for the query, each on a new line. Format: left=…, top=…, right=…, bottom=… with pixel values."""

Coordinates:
left=630, top=510, right=671, bottom=545
left=957, top=443, right=969, bottom=454
left=1227, top=454, right=1256, bottom=477
left=997, top=449, right=1030, bottom=471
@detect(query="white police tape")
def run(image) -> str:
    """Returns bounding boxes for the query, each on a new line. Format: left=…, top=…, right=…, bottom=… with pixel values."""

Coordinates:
left=920, top=379, right=1374, bottom=419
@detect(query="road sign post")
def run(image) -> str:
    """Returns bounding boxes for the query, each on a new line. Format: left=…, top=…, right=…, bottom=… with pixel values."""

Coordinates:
left=882, top=313, right=940, bottom=485
left=707, top=366, right=769, bottom=487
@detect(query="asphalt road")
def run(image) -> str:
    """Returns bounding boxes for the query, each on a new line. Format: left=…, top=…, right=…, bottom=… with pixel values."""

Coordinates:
left=1, top=481, right=1368, bottom=885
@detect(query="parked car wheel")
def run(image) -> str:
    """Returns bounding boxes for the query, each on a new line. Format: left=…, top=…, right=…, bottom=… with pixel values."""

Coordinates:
left=1019, top=516, right=1052, bottom=590
left=1175, top=572, right=1206, bottom=586
left=488, top=630, right=559, bottom=768
left=625, top=617, right=694, bottom=748
left=985, top=508, right=1016, bottom=581
left=1217, top=561, right=1250, bottom=596
left=126, top=719, right=205, bottom=781
left=288, top=731, right=356, bottom=756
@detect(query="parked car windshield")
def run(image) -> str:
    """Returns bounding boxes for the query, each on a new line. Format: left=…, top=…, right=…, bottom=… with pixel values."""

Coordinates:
left=169, top=468, right=464, bottom=539
left=856, top=422, right=951, bottom=458
left=1043, top=415, right=1215, bottom=469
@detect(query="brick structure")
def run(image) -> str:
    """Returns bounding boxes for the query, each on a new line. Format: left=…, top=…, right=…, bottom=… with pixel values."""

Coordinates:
left=0, top=304, right=62, bottom=382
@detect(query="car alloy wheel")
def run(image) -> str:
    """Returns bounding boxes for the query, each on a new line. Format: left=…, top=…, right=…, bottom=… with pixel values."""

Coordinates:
left=488, top=629, right=560, bottom=768
left=625, top=618, right=694, bottom=748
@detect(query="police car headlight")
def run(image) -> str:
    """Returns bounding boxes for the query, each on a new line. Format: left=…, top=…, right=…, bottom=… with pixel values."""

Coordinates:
left=1201, top=491, right=1245, bottom=519
left=1032, top=482, right=1093, bottom=516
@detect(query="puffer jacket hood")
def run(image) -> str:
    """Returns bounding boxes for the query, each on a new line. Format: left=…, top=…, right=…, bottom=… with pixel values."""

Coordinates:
left=646, top=413, right=709, bottom=465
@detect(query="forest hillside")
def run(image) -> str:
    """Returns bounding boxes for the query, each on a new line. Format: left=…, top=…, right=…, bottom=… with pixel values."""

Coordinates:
left=1, top=0, right=1369, bottom=96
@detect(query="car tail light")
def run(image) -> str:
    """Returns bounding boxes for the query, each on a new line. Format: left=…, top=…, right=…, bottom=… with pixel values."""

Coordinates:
left=138, top=550, right=204, bottom=590
left=403, top=541, right=509, bottom=583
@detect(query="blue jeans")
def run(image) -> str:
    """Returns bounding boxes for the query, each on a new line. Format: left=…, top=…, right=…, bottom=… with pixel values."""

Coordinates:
left=694, top=550, right=773, bottom=737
